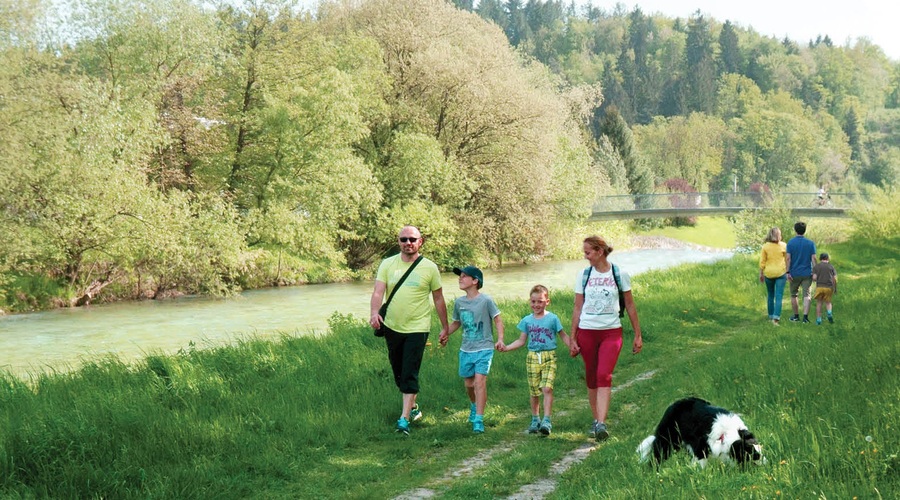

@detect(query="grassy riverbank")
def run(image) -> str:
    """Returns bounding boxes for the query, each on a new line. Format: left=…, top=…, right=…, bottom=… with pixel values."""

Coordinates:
left=1, top=237, right=897, bottom=498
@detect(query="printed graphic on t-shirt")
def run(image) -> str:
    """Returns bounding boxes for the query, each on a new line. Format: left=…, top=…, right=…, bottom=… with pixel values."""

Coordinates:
left=526, top=323, right=554, bottom=346
left=584, top=275, right=617, bottom=316
left=460, top=310, right=482, bottom=341
left=391, top=269, right=419, bottom=289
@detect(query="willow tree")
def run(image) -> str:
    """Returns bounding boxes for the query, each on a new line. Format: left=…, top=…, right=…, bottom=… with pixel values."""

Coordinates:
left=342, top=0, right=600, bottom=265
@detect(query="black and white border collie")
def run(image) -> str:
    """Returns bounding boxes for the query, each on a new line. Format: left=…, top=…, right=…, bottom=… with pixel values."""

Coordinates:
left=637, top=397, right=765, bottom=467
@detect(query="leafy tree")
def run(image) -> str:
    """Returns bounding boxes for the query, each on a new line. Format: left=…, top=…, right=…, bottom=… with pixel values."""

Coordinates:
left=346, top=0, right=601, bottom=264
left=684, top=12, right=717, bottom=114
left=634, top=113, right=728, bottom=191
left=716, top=73, right=764, bottom=120
left=717, top=20, right=743, bottom=75
left=475, top=0, right=508, bottom=31
left=727, top=106, right=820, bottom=188
left=843, top=102, right=866, bottom=163
left=599, top=106, right=654, bottom=196
left=505, top=0, right=531, bottom=47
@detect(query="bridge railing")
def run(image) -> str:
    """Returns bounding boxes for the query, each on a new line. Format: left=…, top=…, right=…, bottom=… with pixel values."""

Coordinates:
left=592, top=192, right=858, bottom=212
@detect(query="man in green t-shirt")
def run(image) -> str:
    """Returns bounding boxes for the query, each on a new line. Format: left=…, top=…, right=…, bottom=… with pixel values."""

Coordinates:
left=370, top=225, right=449, bottom=435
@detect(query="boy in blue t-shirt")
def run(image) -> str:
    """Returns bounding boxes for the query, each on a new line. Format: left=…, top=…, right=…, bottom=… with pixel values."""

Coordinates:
left=500, top=285, right=572, bottom=435
left=439, top=266, right=505, bottom=433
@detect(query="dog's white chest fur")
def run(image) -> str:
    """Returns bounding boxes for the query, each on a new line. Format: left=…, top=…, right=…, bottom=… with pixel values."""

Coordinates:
left=707, top=414, right=748, bottom=463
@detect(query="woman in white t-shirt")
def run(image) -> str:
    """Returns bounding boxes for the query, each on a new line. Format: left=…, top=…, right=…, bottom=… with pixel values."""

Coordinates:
left=570, top=236, right=643, bottom=441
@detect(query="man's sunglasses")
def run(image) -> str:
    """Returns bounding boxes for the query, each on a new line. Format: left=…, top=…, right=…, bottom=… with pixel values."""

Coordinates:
left=399, top=237, right=420, bottom=243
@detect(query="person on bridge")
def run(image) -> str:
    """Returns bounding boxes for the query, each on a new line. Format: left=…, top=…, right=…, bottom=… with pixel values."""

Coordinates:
left=786, top=222, right=817, bottom=323
left=370, top=225, right=449, bottom=435
left=570, top=236, right=643, bottom=442
left=759, top=227, right=788, bottom=325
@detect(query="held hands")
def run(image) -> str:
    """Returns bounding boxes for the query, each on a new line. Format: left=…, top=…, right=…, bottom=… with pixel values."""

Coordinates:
left=438, top=329, right=449, bottom=347
left=569, top=342, right=580, bottom=358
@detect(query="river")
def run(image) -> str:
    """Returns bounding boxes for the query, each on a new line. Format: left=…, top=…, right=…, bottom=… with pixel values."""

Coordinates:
left=0, top=248, right=732, bottom=378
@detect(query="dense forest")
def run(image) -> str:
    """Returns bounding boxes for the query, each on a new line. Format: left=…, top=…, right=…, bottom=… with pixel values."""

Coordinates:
left=1, top=0, right=898, bottom=311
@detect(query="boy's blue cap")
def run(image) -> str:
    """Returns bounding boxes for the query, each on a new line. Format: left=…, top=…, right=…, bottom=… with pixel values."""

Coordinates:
left=453, top=265, right=484, bottom=289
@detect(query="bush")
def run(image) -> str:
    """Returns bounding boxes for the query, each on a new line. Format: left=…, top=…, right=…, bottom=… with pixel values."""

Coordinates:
left=731, top=198, right=796, bottom=253
left=849, top=186, right=900, bottom=239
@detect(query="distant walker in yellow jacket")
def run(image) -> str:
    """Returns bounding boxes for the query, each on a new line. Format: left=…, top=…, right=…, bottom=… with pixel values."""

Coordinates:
left=758, top=227, right=787, bottom=325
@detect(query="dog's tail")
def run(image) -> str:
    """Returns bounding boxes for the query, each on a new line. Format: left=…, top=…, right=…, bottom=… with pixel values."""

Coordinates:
left=637, top=435, right=656, bottom=462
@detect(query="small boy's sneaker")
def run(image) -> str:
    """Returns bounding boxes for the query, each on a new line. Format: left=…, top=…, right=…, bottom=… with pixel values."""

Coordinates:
left=468, top=403, right=477, bottom=423
left=592, top=421, right=609, bottom=442
left=410, top=404, right=423, bottom=422
left=539, top=417, right=552, bottom=436
left=802, top=317, right=810, bottom=324
left=828, top=315, right=834, bottom=324
left=396, top=417, right=410, bottom=435
left=816, top=318, right=822, bottom=325
left=527, top=417, right=541, bottom=434
left=472, top=416, right=485, bottom=434
left=789, top=315, right=800, bottom=322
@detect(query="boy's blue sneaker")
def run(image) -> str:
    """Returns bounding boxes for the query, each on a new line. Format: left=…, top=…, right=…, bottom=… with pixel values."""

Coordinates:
left=396, top=417, right=410, bottom=435
left=539, top=417, right=552, bottom=436
left=473, top=416, right=485, bottom=434
left=468, top=403, right=477, bottom=423
left=410, top=404, right=423, bottom=422
left=527, top=417, right=541, bottom=434
left=816, top=318, right=822, bottom=325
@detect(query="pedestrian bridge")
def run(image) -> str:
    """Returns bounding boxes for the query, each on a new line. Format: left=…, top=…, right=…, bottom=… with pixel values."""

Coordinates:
left=589, top=192, right=852, bottom=221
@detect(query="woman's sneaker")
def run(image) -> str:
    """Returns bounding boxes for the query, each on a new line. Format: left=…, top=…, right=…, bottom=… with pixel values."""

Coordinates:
left=592, top=421, right=609, bottom=442
left=472, top=416, right=485, bottom=433
left=410, top=404, right=423, bottom=422
left=527, top=417, right=541, bottom=434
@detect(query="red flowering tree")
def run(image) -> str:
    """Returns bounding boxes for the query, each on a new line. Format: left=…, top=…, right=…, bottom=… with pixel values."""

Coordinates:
left=660, top=178, right=699, bottom=226
left=748, top=182, right=772, bottom=207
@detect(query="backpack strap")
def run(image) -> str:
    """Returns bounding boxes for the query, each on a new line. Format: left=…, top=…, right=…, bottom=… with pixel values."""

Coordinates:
left=611, top=263, right=625, bottom=318
left=582, top=264, right=626, bottom=318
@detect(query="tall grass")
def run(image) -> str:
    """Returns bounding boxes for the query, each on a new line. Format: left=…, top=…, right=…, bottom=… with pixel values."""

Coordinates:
left=0, top=238, right=897, bottom=498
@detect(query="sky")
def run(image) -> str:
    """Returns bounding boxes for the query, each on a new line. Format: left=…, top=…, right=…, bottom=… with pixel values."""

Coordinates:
left=299, top=0, right=900, bottom=60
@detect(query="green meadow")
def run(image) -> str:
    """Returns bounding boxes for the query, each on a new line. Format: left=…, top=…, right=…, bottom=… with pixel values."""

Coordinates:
left=0, top=237, right=897, bottom=499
